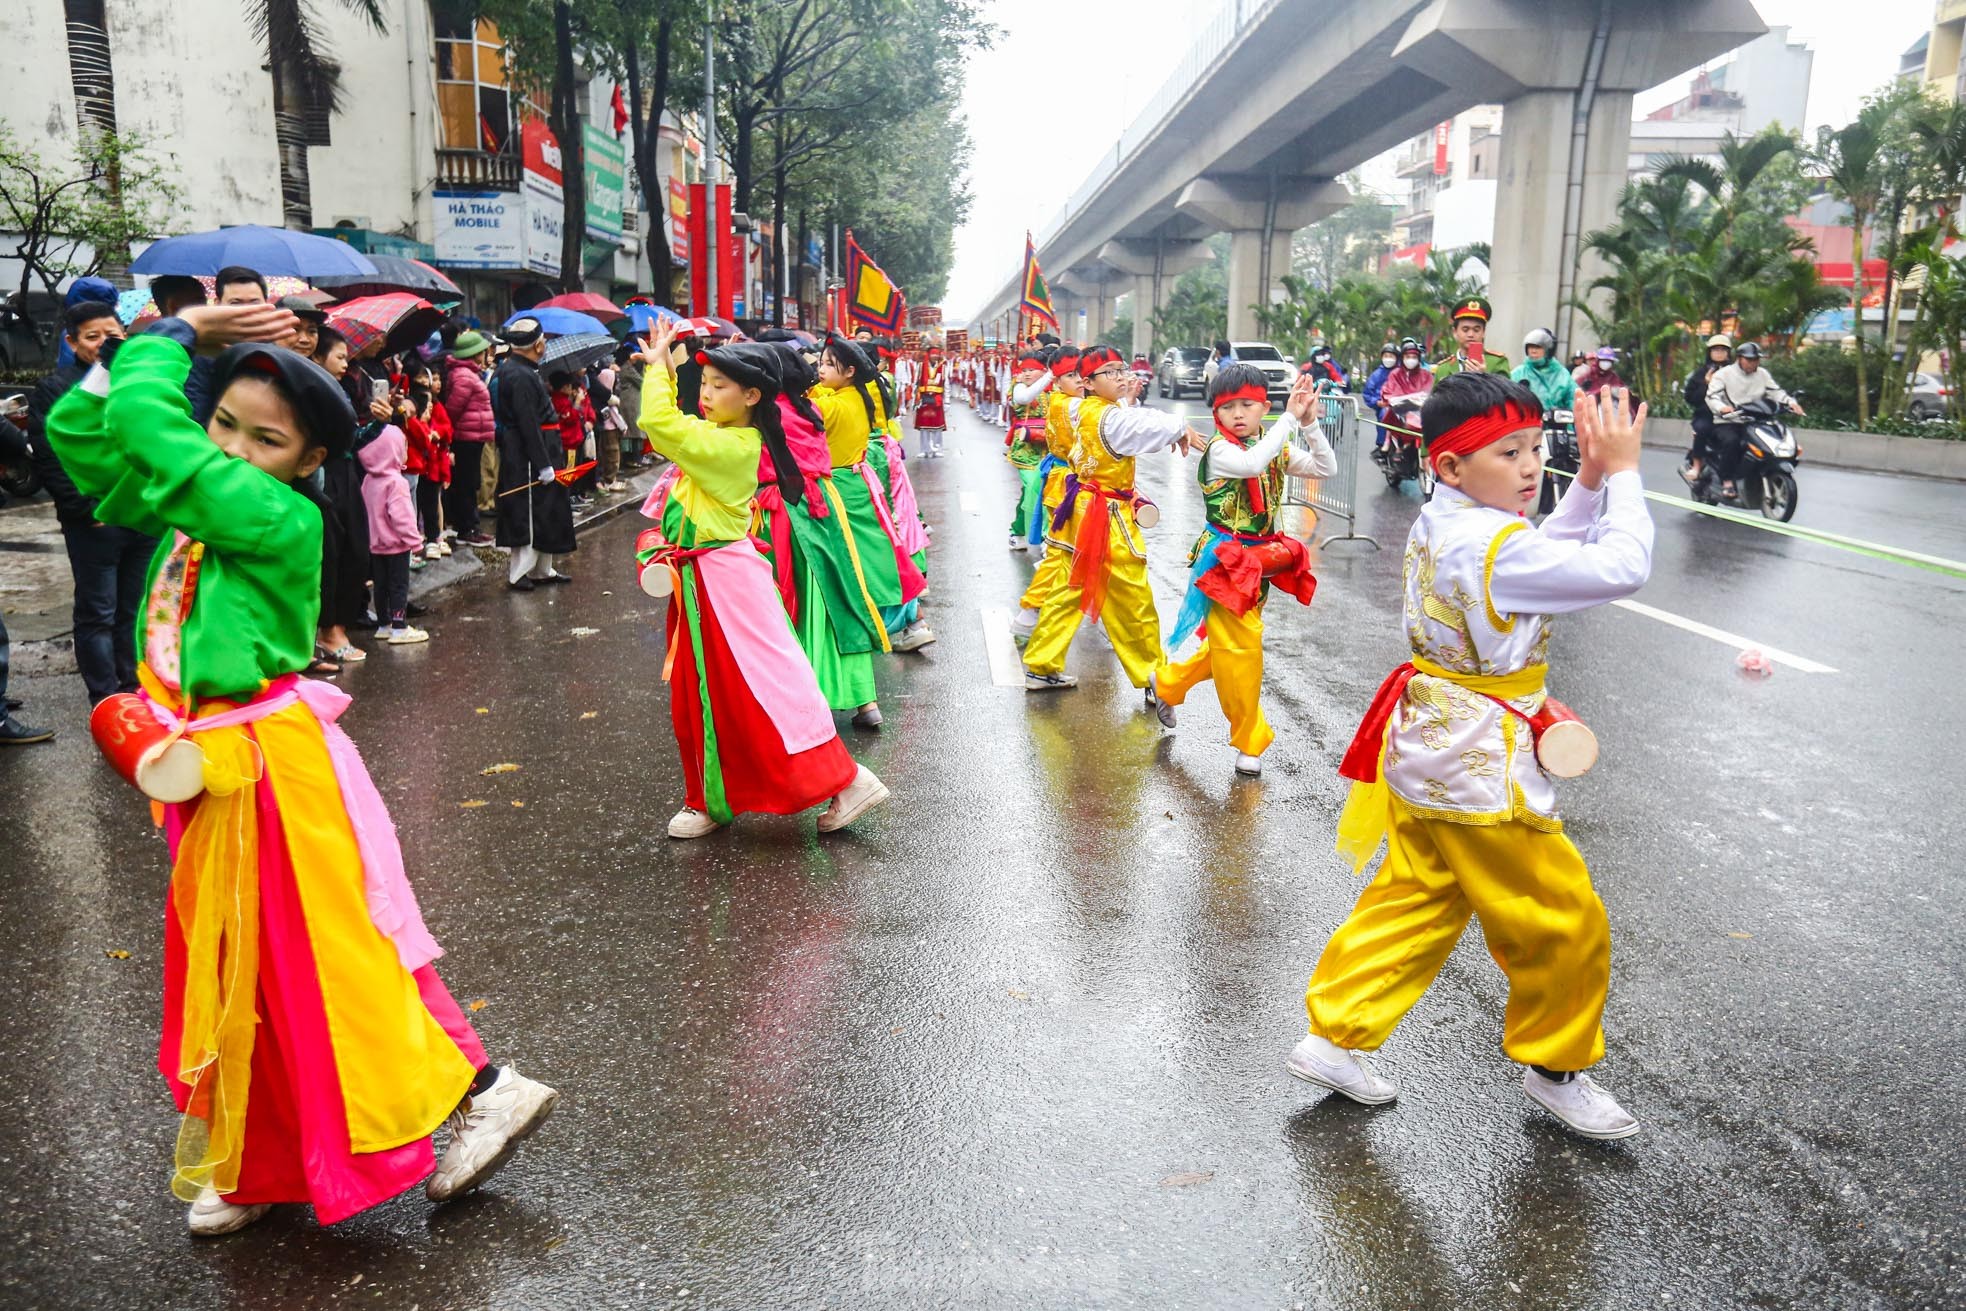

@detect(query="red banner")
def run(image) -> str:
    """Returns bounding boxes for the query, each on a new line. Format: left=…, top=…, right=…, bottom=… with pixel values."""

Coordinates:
left=1433, top=121, right=1450, bottom=176
left=686, top=182, right=741, bottom=318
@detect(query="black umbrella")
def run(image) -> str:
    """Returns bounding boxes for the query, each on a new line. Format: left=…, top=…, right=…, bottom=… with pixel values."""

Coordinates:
left=540, top=332, right=619, bottom=375
left=314, top=255, right=463, bottom=303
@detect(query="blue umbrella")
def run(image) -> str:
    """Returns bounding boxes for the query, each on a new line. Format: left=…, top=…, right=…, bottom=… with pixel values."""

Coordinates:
left=130, top=224, right=377, bottom=278
left=625, top=303, right=686, bottom=334
left=505, top=306, right=608, bottom=337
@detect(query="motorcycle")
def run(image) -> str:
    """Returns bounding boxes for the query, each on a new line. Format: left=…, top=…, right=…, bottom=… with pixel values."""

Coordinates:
left=1536, top=407, right=1576, bottom=515
left=0, top=393, right=39, bottom=504
left=1687, top=395, right=1801, bottom=522
left=1374, top=394, right=1432, bottom=496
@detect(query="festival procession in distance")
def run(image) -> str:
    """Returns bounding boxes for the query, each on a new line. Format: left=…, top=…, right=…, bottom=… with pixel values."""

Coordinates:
left=3, top=2, right=1962, bottom=1304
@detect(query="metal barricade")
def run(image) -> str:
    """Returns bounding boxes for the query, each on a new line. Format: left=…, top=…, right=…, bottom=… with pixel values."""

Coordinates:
left=1283, top=393, right=1380, bottom=550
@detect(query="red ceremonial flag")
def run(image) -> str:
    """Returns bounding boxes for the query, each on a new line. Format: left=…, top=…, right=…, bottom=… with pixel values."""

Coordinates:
left=610, top=84, right=630, bottom=136
left=1018, top=232, right=1056, bottom=329
left=843, top=229, right=904, bottom=334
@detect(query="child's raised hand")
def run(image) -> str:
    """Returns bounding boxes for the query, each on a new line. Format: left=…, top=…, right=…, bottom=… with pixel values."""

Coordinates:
left=1575, top=387, right=1645, bottom=482
left=177, top=303, right=300, bottom=355
left=1285, top=372, right=1320, bottom=424
left=634, top=323, right=677, bottom=371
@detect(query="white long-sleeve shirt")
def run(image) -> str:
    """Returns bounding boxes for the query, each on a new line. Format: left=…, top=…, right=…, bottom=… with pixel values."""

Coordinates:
left=1203, top=411, right=1336, bottom=480
left=1009, top=375, right=1054, bottom=406
left=1097, top=401, right=1191, bottom=456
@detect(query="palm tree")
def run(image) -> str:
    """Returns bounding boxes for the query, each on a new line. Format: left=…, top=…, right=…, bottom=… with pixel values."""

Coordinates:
left=249, top=0, right=388, bottom=228
left=1810, top=105, right=1890, bottom=427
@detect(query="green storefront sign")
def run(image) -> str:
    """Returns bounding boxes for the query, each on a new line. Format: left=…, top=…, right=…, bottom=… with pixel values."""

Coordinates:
left=312, top=227, right=436, bottom=261
left=582, top=124, right=625, bottom=244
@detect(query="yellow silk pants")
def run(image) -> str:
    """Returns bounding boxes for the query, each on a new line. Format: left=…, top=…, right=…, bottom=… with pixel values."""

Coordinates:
left=1019, top=544, right=1070, bottom=613
left=1152, top=599, right=1272, bottom=755
left=1021, top=540, right=1163, bottom=687
left=1306, top=802, right=1609, bottom=1072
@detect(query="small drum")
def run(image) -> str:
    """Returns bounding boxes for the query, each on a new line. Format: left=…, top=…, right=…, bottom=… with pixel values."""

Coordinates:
left=1133, top=499, right=1160, bottom=529
left=636, top=529, right=675, bottom=598
left=89, top=693, right=207, bottom=803
left=1530, top=697, right=1598, bottom=778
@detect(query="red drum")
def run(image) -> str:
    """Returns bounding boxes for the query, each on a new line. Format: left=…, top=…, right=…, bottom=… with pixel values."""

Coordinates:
left=1241, top=539, right=1300, bottom=579
left=89, top=693, right=206, bottom=803
left=1132, top=498, right=1160, bottom=529
left=1529, top=697, right=1598, bottom=777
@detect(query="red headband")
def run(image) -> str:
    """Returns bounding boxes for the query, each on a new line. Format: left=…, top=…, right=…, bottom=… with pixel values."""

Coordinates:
left=1426, top=399, right=1541, bottom=470
left=1049, top=353, right=1081, bottom=377
left=1078, top=347, right=1121, bottom=378
left=1211, top=383, right=1269, bottom=410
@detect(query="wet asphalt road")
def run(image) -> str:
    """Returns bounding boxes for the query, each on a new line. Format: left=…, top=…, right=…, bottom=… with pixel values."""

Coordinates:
left=1, top=396, right=1962, bottom=1309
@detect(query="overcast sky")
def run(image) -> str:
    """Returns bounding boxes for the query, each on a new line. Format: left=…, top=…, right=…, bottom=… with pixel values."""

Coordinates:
left=943, top=0, right=1932, bottom=320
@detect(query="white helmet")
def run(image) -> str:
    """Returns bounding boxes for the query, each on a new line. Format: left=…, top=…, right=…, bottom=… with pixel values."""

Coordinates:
left=1523, top=327, right=1557, bottom=354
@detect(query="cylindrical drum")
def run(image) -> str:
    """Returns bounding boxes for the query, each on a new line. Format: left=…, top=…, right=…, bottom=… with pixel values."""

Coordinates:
left=1530, top=696, right=1598, bottom=778
left=89, top=693, right=207, bottom=803
left=1132, top=498, right=1160, bottom=529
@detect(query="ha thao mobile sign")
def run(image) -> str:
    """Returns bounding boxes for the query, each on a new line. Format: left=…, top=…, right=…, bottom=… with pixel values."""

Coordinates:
left=433, top=191, right=523, bottom=270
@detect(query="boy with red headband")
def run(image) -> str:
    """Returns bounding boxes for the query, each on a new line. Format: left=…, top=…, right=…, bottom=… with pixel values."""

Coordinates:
left=1289, top=375, right=1654, bottom=1141
left=1148, top=364, right=1334, bottom=776
left=1003, top=345, right=1051, bottom=551
left=1020, top=346, right=1204, bottom=692
left=1011, top=345, right=1084, bottom=640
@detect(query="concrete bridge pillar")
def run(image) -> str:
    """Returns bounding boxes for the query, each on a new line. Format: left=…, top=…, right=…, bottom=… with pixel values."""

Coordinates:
left=1098, top=239, right=1216, bottom=358
left=1176, top=177, right=1350, bottom=340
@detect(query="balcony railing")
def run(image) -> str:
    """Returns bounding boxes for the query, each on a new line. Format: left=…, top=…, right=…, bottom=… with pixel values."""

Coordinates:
left=437, top=149, right=519, bottom=190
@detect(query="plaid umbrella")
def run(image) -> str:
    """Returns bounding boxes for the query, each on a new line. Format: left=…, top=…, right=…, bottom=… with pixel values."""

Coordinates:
left=314, top=255, right=463, bottom=303
left=540, top=332, right=619, bottom=374
left=327, top=293, right=445, bottom=357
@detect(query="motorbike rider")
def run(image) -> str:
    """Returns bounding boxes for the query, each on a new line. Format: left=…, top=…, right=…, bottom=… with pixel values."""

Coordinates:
left=1362, top=342, right=1399, bottom=446
left=1578, top=346, right=1628, bottom=398
left=1432, top=296, right=1510, bottom=376
left=1706, top=342, right=1804, bottom=500
left=1681, top=333, right=1734, bottom=485
left=1375, top=337, right=1434, bottom=454
left=1511, top=327, right=1577, bottom=411
left=1301, top=344, right=1349, bottom=393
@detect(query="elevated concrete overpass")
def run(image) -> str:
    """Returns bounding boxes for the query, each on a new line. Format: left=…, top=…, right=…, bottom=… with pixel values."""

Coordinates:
left=972, top=0, right=1767, bottom=362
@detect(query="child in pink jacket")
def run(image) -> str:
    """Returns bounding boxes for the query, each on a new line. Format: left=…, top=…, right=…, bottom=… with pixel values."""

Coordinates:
left=360, top=424, right=429, bottom=645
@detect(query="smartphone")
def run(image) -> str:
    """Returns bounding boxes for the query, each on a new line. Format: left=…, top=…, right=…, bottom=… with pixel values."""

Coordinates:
left=371, top=379, right=390, bottom=404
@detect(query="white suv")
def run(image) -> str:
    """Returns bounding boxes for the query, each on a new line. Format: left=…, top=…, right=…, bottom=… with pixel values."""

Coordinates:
left=1224, top=342, right=1295, bottom=400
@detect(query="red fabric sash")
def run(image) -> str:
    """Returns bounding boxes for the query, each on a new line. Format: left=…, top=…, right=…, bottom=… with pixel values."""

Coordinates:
left=1067, top=485, right=1115, bottom=621
left=752, top=488, right=797, bottom=620
left=1338, top=663, right=1421, bottom=783
left=1196, top=536, right=1315, bottom=615
left=1213, top=421, right=1270, bottom=517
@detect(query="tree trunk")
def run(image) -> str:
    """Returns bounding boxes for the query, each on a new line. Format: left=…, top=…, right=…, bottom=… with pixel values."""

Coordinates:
left=732, top=103, right=756, bottom=216
left=553, top=0, right=586, bottom=293
left=771, top=157, right=787, bottom=327
left=1851, top=210, right=1869, bottom=428
left=626, top=17, right=678, bottom=307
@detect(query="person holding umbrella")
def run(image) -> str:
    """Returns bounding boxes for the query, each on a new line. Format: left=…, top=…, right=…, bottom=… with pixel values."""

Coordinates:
left=492, top=318, right=575, bottom=590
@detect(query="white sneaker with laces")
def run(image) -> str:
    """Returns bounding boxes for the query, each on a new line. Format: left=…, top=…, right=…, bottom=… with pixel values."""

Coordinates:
left=668, top=807, right=725, bottom=839
left=1522, top=1068, right=1641, bottom=1140
left=187, top=1186, right=271, bottom=1237
left=1285, top=1033, right=1399, bottom=1105
left=1007, top=534, right=1028, bottom=552
left=426, top=1066, right=560, bottom=1202
left=1235, top=752, right=1263, bottom=777
left=1023, top=670, right=1078, bottom=692
left=817, top=764, right=889, bottom=833
left=384, top=625, right=430, bottom=645
left=891, top=623, right=937, bottom=652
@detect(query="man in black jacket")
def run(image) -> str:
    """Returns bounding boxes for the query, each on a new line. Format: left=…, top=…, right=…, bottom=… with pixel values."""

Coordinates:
left=492, top=318, right=575, bottom=591
left=29, top=301, right=156, bottom=705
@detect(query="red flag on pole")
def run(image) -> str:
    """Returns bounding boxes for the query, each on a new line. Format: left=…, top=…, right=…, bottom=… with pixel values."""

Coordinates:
left=610, top=84, right=630, bottom=136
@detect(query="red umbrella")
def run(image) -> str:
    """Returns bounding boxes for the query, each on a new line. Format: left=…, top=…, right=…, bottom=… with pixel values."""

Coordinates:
left=538, top=292, right=626, bottom=321
left=326, top=293, right=445, bottom=357
left=679, top=314, right=742, bottom=340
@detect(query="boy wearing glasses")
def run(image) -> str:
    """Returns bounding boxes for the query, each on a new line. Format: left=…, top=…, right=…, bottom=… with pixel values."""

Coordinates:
left=1021, top=346, right=1205, bottom=692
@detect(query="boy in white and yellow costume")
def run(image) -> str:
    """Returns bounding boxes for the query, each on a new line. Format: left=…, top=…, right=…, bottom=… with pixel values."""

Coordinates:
left=1289, top=376, right=1655, bottom=1142
left=1020, top=346, right=1202, bottom=692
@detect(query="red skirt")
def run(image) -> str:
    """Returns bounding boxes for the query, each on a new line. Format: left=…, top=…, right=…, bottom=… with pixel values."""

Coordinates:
left=916, top=392, right=946, bottom=430
left=667, top=561, right=856, bottom=819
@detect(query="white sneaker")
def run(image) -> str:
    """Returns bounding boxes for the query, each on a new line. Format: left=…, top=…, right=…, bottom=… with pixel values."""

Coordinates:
left=423, top=543, right=442, bottom=561
left=426, top=1066, right=560, bottom=1202
left=186, top=1186, right=271, bottom=1237
left=818, top=764, right=889, bottom=833
left=1522, top=1068, right=1641, bottom=1140
left=1023, top=670, right=1078, bottom=692
left=668, top=807, right=725, bottom=839
left=1007, top=534, right=1028, bottom=552
left=1235, top=752, right=1263, bottom=777
left=384, top=625, right=430, bottom=645
left=437, top=540, right=453, bottom=557
left=1285, top=1033, right=1399, bottom=1105
left=891, top=623, right=937, bottom=652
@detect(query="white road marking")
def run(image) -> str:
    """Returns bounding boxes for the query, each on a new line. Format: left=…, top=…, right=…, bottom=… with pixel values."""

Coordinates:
left=959, top=492, right=982, bottom=515
left=980, top=606, right=1026, bottom=687
left=1610, top=599, right=1838, bottom=675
